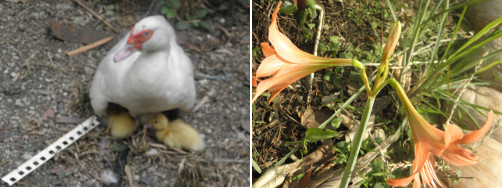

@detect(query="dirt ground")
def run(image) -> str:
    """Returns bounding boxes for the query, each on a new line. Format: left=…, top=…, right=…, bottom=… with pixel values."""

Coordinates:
left=0, top=0, right=250, bottom=186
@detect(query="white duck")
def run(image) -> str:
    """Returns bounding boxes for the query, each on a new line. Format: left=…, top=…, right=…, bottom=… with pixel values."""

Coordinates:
left=90, top=16, right=196, bottom=118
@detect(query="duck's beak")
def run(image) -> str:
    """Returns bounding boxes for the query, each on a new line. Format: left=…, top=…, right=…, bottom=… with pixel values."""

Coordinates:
left=113, top=43, right=136, bottom=63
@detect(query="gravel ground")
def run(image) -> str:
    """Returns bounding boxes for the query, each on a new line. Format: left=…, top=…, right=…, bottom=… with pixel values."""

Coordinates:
left=0, top=0, right=250, bottom=186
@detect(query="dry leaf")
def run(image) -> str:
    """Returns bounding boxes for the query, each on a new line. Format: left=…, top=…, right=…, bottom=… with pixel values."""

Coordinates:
left=49, top=21, right=110, bottom=44
left=254, top=145, right=337, bottom=188
left=300, top=108, right=319, bottom=129
left=345, top=114, right=375, bottom=143
left=298, top=165, right=312, bottom=188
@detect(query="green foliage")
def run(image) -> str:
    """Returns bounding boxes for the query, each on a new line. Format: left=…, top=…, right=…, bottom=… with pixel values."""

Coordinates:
left=252, top=159, right=263, bottom=174
left=304, top=128, right=341, bottom=142
left=355, top=158, right=388, bottom=187
left=279, top=0, right=318, bottom=42
left=333, top=141, right=349, bottom=165
left=161, top=0, right=210, bottom=30
left=330, top=116, right=344, bottom=129
left=318, top=36, right=341, bottom=56
left=301, top=127, right=341, bottom=155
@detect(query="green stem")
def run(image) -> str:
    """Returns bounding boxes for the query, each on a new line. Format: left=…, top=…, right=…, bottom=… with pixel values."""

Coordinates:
left=339, top=96, right=376, bottom=188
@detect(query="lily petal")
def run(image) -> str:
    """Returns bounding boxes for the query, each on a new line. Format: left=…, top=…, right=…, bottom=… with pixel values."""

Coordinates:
left=456, top=110, right=493, bottom=145
left=268, top=2, right=352, bottom=66
left=252, top=64, right=329, bottom=103
left=387, top=142, right=430, bottom=187
left=445, top=123, right=464, bottom=146
left=256, top=55, right=290, bottom=78
left=387, top=175, right=416, bottom=187
left=261, top=42, right=276, bottom=57
left=407, top=111, right=446, bottom=156
left=441, top=144, right=478, bottom=166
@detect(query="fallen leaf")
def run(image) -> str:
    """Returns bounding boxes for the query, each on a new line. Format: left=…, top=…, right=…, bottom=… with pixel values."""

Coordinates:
left=298, top=165, right=312, bottom=188
left=49, top=21, right=110, bottom=44
left=373, top=95, right=392, bottom=114
left=55, top=116, right=85, bottom=124
left=214, top=48, right=232, bottom=55
left=253, top=145, right=336, bottom=188
left=300, top=108, right=319, bottom=129
left=345, top=114, right=375, bottom=143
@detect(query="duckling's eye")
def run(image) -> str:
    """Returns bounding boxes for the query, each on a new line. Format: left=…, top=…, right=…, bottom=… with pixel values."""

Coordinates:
left=153, top=120, right=158, bottom=124
left=144, top=31, right=150, bottom=37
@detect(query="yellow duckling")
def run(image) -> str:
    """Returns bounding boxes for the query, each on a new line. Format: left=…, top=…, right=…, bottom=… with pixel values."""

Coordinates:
left=149, top=113, right=205, bottom=151
left=107, top=111, right=138, bottom=139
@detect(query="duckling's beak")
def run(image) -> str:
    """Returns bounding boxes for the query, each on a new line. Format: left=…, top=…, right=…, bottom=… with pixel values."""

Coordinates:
left=113, top=43, right=136, bottom=63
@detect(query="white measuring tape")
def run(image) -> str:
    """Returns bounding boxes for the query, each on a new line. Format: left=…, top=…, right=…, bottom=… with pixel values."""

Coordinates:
left=1, top=116, right=100, bottom=186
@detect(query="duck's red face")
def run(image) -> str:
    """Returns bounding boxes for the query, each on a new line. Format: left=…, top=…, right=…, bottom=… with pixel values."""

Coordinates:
left=113, top=26, right=155, bottom=63
left=126, top=26, right=155, bottom=50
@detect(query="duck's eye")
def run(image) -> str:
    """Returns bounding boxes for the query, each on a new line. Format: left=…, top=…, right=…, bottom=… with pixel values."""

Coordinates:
left=144, top=31, right=150, bottom=37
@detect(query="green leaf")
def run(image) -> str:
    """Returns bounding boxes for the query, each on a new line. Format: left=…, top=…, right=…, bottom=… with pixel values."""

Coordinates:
left=329, top=36, right=340, bottom=44
left=161, top=7, right=169, bottom=14
left=163, top=8, right=177, bottom=19
left=192, top=21, right=199, bottom=27
left=252, top=159, right=262, bottom=174
left=307, top=23, right=315, bottom=29
left=111, top=143, right=127, bottom=152
left=279, top=3, right=298, bottom=15
left=301, top=28, right=312, bottom=41
left=307, top=6, right=317, bottom=19
left=305, top=128, right=340, bottom=143
left=297, top=10, right=308, bottom=28
left=330, top=116, right=344, bottom=129
left=306, top=0, right=315, bottom=7
left=373, top=182, right=387, bottom=188
left=371, top=158, right=384, bottom=172
left=170, top=0, right=181, bottom=7
left=196, top=9, right=208, bottom=18
left=176, top=21, right=190, bottom=30
left=318, top=43, right=328, bottom=51
left=291, top=174, right=305, bottom=181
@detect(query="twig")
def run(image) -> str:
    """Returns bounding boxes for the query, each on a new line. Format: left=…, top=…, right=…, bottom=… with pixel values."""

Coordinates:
left=307, top=4, right=325, bottom=107
left=446, top=51, right=487, bottom=124
left=66, top=36, right=113, bottom=56
left=124, top=165, right=134, bottom=187
left=192, top=89, right=215, bottom=112
left=72, top=0, right=120, bottom=33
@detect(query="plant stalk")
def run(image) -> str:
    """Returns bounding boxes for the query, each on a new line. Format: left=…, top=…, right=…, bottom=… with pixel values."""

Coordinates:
left=339, top=96, right=376, bottom=188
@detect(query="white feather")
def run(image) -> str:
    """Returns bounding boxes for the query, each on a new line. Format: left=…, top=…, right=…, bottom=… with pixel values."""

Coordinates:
left=90, top=16, right=196, bottom=116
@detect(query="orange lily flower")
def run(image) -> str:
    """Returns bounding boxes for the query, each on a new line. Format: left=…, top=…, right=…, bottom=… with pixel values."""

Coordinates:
left=252, top=2, right=353, bottom=103
left=388, top=79, right=494, bottom=187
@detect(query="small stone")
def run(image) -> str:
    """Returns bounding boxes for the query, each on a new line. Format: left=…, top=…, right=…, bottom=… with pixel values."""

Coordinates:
left=15, top=99, right=23, bottom=106
left=145, top=148, right=159, bottom=156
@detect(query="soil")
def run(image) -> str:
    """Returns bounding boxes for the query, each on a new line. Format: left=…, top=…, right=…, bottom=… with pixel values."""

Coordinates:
left=0, top=0, right=250, bottom=186
left=252, top=0, right=395, bottom=184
